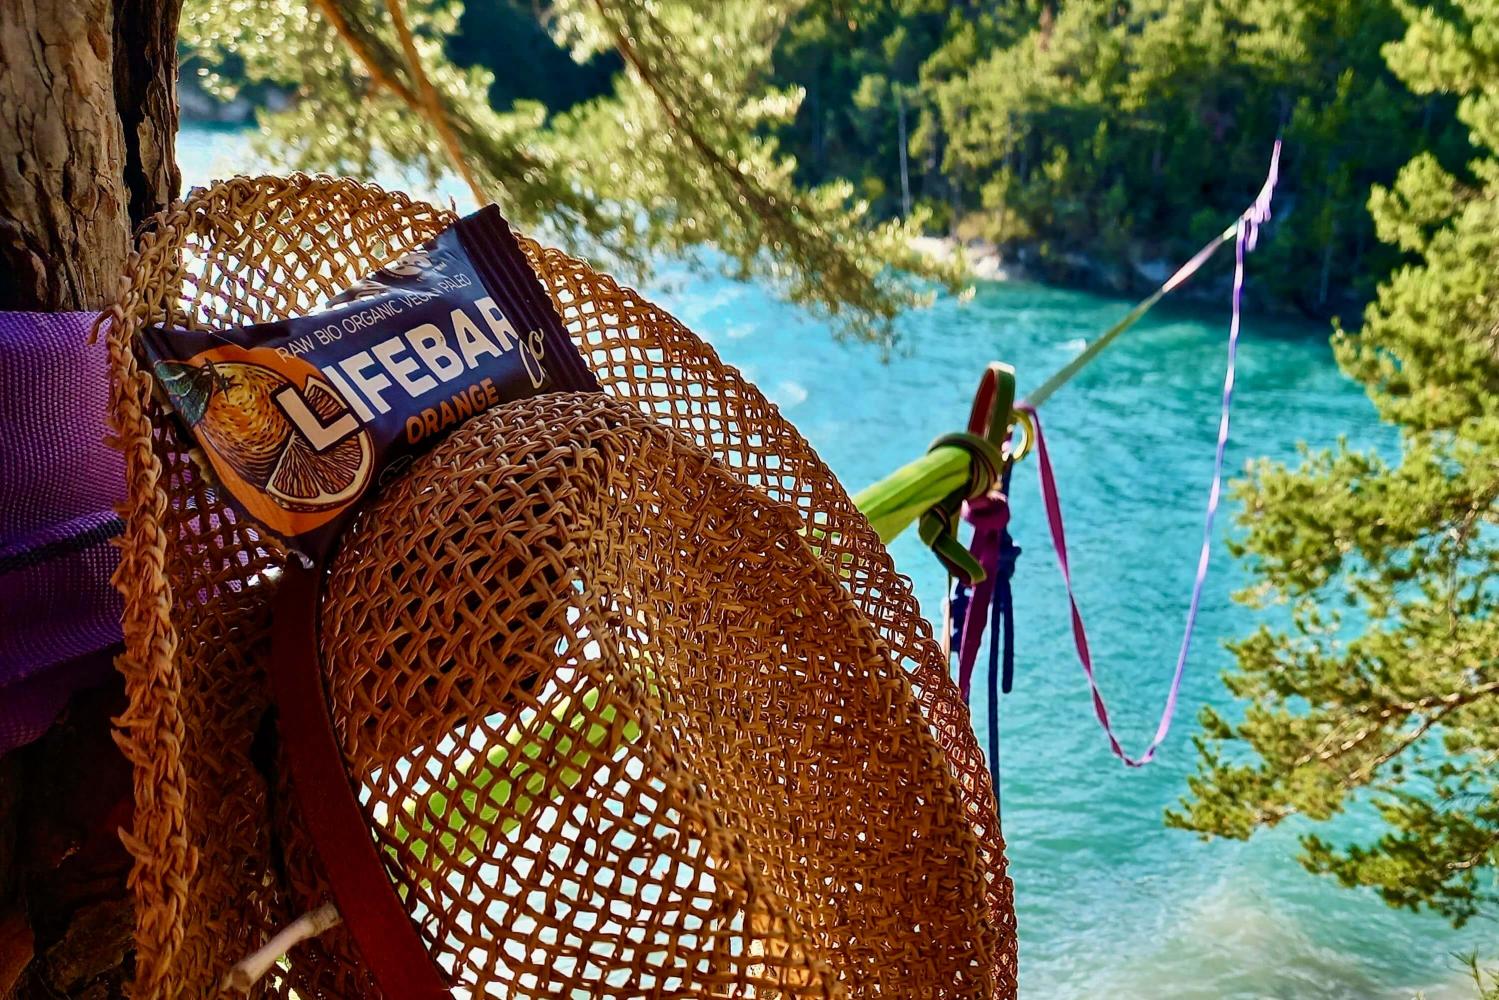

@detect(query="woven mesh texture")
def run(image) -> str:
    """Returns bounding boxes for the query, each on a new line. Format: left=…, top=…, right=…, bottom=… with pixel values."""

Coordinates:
left=105, top=175, right=1018, bottom=999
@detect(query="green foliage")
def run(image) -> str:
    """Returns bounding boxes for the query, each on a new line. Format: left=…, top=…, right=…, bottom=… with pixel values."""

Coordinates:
left=1168, top=0, right=1499, bottom=928
left=443, top=1, right=617, bottom=112
left=181, top=0, right=961, bottom=344
left=749, top=0, right=1479, bottom=313
left=184, top=1, right=1492, bottom=320
left=767, top=0, right=1005, bottom=219
left=1459, top=953, right=1499, bottom=1000
left=924, top=0, right=1469, bottom=312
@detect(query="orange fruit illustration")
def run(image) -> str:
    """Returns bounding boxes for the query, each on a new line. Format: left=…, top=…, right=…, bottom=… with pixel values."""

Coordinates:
left=155, top=346, right=373, bottom=536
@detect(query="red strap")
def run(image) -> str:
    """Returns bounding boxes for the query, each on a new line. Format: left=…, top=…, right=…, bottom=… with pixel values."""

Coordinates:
left=965, top=364, right=999, bottom=439
left=271, top=562, right=451, bottom=998
left=1018, top=404, right=1196, bottom=768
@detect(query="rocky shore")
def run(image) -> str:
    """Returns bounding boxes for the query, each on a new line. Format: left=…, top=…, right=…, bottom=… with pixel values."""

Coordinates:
left=909, top=231, right=1280, bottom=314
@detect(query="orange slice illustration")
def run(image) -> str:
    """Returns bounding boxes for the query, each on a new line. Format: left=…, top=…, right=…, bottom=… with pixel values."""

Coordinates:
left=266, top=378, right=372, bottom=511
left=156, top=345, right=373, bottom=537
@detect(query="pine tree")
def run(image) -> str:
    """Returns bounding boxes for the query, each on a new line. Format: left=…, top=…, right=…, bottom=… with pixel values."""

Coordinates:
left=0, top=3, right=181, bottom=991
left=181, top=0, right=961, bottom=344
left=1168, top=0, right=1499, bottom=928
left=927, top=0, right=1467, bottom=312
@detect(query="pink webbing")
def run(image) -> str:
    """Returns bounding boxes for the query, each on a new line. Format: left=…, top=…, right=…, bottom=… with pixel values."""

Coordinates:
left=1017, top=140, right=1279, bottom=766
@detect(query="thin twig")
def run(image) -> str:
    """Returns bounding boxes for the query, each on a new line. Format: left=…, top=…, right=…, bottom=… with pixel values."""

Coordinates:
left=383, top=0, right=487, bottom=205
left=1447, top=828, right=1499, bottom=872
left=586, top=0, right=874, bottom=298
left=314, top=0, right=562, bottom=207
left=221, top=902, right=342, bottom=994
left=311, top=0, right=419, bottom=106
left=1293, top=680, right=1499, bottom=779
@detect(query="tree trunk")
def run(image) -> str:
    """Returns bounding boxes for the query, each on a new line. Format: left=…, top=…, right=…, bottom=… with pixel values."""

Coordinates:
left=0, top=0, right=181, bottom=311
left=0, top=0, right=181, bottom=995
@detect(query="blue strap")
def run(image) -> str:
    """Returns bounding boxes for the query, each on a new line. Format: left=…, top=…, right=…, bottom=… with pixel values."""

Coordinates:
left=994, top=532, right=1020, bottom=695
left=986, top=464, right=1019, bottom=814
left=949, top=578, right=971, bottom=672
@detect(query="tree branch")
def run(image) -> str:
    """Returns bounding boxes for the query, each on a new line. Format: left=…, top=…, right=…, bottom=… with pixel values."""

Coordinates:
left=310, top=0, right=419, bottom=106
left=1294, top=680, right=1499, bottom=783
left=382, top=0, right=487, bottom=205
left=221, top=902, right=342, bottom=993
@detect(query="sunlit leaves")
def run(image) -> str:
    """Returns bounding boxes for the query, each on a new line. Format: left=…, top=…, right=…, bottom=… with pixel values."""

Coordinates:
left=1170, top=0, right=1499, bottom=928
left=928, top=0, right=1467, bottom=311
left=181, top=0, right=960, bottom=343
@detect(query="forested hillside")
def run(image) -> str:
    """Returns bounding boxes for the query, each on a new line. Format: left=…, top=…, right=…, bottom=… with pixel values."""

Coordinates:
left=769, top=0, right=1470, bottom=316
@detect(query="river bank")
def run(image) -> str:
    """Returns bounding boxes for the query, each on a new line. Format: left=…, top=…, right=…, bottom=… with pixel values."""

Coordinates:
left=907, top=230, right=1312, bottom=319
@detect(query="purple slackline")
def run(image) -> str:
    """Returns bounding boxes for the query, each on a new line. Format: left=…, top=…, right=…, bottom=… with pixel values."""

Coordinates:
left=947, top=141, right=1281, bottom=769
left=1015, top=141, right=1280, bottom=766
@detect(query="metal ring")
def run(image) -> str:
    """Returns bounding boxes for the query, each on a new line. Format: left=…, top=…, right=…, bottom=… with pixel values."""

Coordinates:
left=1006, top=409, right=1035, bottom=462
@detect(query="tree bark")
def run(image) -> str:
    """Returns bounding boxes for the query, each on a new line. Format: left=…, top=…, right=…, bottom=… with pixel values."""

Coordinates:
left=0, top=0, right=181, bottom=995
left=0, top=0, right=181, bottom=311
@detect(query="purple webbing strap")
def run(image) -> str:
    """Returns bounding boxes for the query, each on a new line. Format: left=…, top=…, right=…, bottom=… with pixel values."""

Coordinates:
left=1, top=310, right=124, bottom=753
left=954, top=485, right=1010, bottom=699
left=1019, top=140, right=1279, bottom=767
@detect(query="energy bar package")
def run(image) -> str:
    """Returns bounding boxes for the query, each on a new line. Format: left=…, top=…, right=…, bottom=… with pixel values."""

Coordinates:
left=143, top=205, right=599, bottom=560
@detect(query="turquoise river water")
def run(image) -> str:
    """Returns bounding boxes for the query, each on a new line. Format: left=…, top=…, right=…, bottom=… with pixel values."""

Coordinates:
left=178, top=125, right=1485, bottom=999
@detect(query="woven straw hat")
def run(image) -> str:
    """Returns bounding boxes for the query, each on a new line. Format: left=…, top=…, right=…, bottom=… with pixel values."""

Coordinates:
left=104, top=175, right=1017, bottom=998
